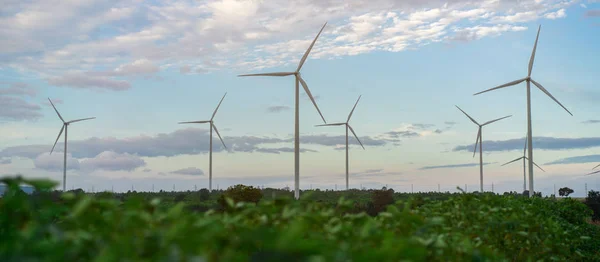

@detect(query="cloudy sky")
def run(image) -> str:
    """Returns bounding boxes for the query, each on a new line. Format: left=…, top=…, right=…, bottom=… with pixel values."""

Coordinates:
left=1, top=0, right=600, bottom=196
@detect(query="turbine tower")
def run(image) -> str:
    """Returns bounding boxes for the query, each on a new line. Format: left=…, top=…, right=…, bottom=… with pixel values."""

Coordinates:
left=500, top=135, right=545, bottom=192
left=472, top=25, right=573, bottom=197
left=315, top=95, right=365, bottom=190
left=456, top=105, right=511, bottom=192
left=48, top=98, right=96, bottom=191
left=178, top=93, right=227, bottom=192
left=237, top=22, right=328, bottom=199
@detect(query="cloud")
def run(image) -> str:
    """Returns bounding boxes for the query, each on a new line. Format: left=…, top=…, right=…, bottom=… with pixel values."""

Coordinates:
left=453, top=136, right=600, bottom=152
left=585, top=10, right=600, bottom=17
left=581, top=4, right=587, bottom=9
left=143, top=168, right=152, bottom=173
left=0, top=158, right=11, bottom=164
left=411, top=123, right=435, bottom=130
left=33, top=151, right=145, bottom=172
left=170, top=167, right=204, bottom=176
left=111, top=59, right=159, bottom=76
left=34, top=152, right=81, bottom=171
left=444, top=121, right=457, bottom=126
left=47, top=72, right=130, bottom=91
left=0, top=0, right=576, bottom=82
left=180, top=65, right=192, bottom=74
left=0, top=127, right=395, bottom=160
left=544, top=9, right=566, bottom=19
left=0, top=83, right=37, bottom=97
left=266, top=105, right=291, bottom=113
left=545, top=155, right=600, bottom=165
left=385, top=130, right=420, bottom=138
left=255, top=147, right=317, bottom=154
left=450, top=25, right=528, bottom=42
left=79, top=151, right=146, bottom=172
left=419, top=162, right=495, bottom=170
left=0, top=96, right=43, bottom=121
left=582, top=120, right=600, bottom=124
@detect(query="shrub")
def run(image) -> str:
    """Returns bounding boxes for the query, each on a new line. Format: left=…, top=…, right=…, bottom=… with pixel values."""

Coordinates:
left=217, top=184, right=263, bottom=210
left=174, top=193, right=186, bottom=202
left=586, top=190, right=600, bottom=222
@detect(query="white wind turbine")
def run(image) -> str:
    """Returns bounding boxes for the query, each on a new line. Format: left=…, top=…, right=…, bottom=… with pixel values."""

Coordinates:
left=500, top=135, right=545, bottom=192
left=586, top=163, right=600, bottom=176
left=237, top=22, right=328, bottom=200
left=178, top=93, right=227, bottom=192
left=315, top=95, right=365, bottom=190
left=473, top=25, right=573, bottom=197
left=456, top=105, right=511, bottom=192
left=48, top=98, right=96, bottom=191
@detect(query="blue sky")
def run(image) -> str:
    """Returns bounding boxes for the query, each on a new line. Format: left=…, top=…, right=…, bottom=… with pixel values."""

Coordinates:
left=1, top=0, right=600, bottom=196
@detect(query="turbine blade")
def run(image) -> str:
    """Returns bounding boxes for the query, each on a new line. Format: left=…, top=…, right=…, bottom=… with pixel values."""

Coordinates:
left=530, top=78, right=573, bottom=116
left=347, top=95, right=362, bottom=122
left=237, top=72, right=295, bottom=77
left=523, top=156, right=546, bottom=172
left=315, top=122, right=345, bottom=127
left=178, top=120, right=211, bottom=124
left=455, top=105, right=479, bottom=125
left=528, top=25, right=541, bottom=77
left=212, top=124, right=227, bottom=149
left=48, top=98, right=65, bottom=122
left=592, top=163, right=600, bottom=170
left=501, top=157, right=524, bottom=166
left=347, top=124, right=365, bottom=150
left=67, top=117, right=96, bottom=124
left=473, top=128, right=481, bottom=158
left=482, top=115, right=512, bottom=126
left=296, top=22, right=327, bottom=72
left=586, top=170, right=600, bottom=176
left=211, top=92, right=227, bottom=121
left=50, top=125, right=65, bottom=154
left=473, top=78, right=527, bottom=96
left=298, top=76, right=326, bottom=124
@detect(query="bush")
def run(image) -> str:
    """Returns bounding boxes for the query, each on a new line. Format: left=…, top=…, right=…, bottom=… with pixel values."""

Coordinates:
left=586, top=190, right=600, bottom=222
left=174, top=193, right=186, bottom=202
left=217, top=184, right=263, bottom=210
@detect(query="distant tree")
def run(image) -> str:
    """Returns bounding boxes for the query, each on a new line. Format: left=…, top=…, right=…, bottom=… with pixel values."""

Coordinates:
left=559, top=187, right=574, bottom=197
left=370, top=188, right=394, bottom=216
left=174, top=193, right=186, bottom=202
left=218, top=184, right=263, bottom=210
left=198, top=189, right=210, bottom=201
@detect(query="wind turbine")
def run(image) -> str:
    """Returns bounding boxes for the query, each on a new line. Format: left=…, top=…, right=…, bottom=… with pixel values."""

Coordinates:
left=456, top=105, right=511, bottom=192
left=315, top=95, right=365, bottom=190
left=237, top=22, right=328, bottom=200
left=178, top=93, right=227, bottom=192
left=472, top=25, right=573, bottom=197
left=48, top=98, right=96, bottom=191
left=585, top=163, right=600, bottom=176
left=500, top=135, right=545, bottom=192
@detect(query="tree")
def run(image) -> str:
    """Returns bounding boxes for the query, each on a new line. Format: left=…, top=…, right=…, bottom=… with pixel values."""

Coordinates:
left=558, top=187, right=574, bottom=197
left=198, top=188, right=210, bottom=201
left=218, top=184, right=263, bottom=210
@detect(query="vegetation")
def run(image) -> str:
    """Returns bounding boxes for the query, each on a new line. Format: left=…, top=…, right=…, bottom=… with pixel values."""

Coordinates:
left=559, top=187, right=574, bottom=197
left=1, top=176, right=599, bottom=261
left=586, top=190, right=600, bottom=222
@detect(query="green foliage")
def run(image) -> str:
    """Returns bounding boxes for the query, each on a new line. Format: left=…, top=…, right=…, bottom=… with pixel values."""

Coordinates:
left=218, top=184, right=263, bottom=210
left=1, top=176, right=599, bottom=261
left=559, top=187, right=574, bottom=197
left=586, top=190, right=600, bottom=222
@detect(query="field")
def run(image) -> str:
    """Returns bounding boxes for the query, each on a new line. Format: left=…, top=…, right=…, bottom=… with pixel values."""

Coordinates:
left=1, top=176, right=600, bottom=262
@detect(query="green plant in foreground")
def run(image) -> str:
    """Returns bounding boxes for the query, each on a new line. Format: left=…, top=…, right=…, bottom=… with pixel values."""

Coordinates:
left=1, top=176, right=599, bottom=262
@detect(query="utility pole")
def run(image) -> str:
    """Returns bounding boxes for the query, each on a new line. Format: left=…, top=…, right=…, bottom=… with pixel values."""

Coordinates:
left=554, top=184, right=556, bottom=196
left=438, top=184, right=440, bottom=192
left=492, top=183, right=494, bottom=193
left=411, top=184, right=414, bottom=193
left=585, top=183, right=588, bottom=196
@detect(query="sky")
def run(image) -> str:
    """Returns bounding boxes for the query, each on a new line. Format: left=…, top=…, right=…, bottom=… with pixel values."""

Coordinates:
left=1, top=0, right=600, bottom=197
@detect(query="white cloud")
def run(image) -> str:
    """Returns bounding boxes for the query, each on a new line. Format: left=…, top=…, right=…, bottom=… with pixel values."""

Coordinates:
left=544, top=9, right=566, bottom=19
left=0, top=0, right=577, bottom=90
left=34, top=152, right=81, bottom=171
left=80, top=151, right=146, bottom=172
